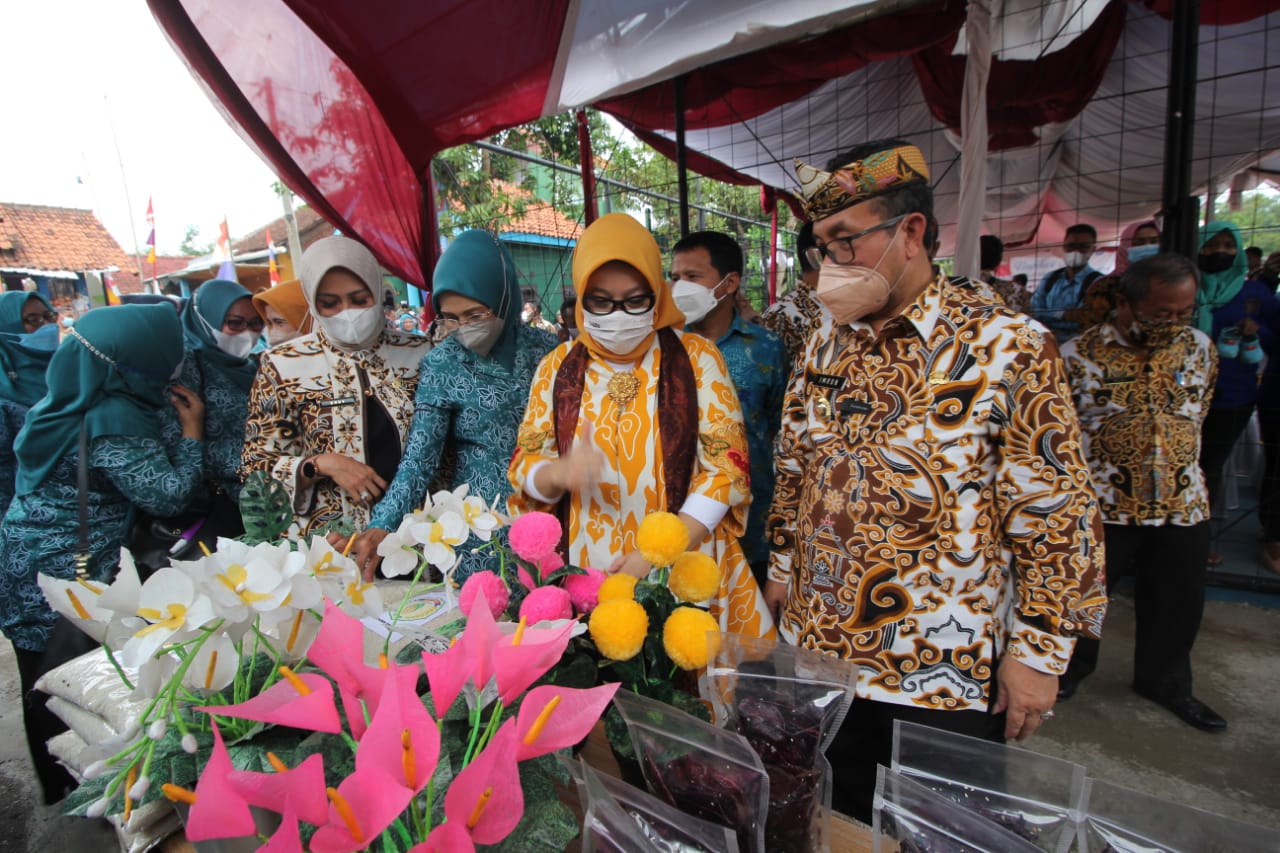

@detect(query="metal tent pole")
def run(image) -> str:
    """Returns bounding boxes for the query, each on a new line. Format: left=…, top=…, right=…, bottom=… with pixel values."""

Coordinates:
left=1160, top=0, right=1201, bottom=257
left=674, top=76, right=690, bottom=238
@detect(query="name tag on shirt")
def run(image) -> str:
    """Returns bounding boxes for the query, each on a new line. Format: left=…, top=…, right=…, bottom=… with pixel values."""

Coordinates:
left=808, top=373, right=847, bottom=390
left=318, top=396, right=358, bottom=409
left=839, top=399, right=873, bottom=416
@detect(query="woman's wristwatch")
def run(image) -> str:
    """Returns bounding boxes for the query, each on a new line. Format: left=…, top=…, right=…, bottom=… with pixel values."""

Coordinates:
left=301, top=456, right=319, bottom=480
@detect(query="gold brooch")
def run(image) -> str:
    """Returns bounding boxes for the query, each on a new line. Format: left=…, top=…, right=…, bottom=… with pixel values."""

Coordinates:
left=606, top=372, right=640, bottom=408
left=928, top=370, right=948, bottom=385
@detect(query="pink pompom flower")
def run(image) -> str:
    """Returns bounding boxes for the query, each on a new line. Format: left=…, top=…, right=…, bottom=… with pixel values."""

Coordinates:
left=508, top=512, right=562, bottom=563
left=519, top=585, right=573, bottom=624
left=563, top=568, right=607, bottom=615
left=458, top=571, right=509, bottom=620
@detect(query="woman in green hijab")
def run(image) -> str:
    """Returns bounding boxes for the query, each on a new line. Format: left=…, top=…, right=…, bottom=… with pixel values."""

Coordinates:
left=0, top=291, right=59, bottom=517
left=0, top=303, right=205, bottom=803
left=1195, top=221, right=1280, bottom=565
left=162, top=278, right=261, bottom=504
left=352, top=230, right=558, bottom=579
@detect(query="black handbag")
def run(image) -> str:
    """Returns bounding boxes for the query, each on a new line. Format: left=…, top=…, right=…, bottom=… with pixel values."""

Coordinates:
left=127, top=483, right=243, bottom=576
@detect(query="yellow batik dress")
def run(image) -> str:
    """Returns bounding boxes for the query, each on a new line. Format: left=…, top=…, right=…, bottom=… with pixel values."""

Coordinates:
left=509, top=331, right=775, bottom=639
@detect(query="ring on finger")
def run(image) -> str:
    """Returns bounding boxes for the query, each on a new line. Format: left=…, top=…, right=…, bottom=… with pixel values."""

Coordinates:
left=1040, top=709, right=1056, bottom=720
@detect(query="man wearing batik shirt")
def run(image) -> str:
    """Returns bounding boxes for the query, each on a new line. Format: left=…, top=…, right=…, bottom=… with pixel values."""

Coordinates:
left=1058, top=253, right=1226, bottom=732
left=760, top=221, right=828, bottom=367
left=765, top=138, right=1107, bottom=822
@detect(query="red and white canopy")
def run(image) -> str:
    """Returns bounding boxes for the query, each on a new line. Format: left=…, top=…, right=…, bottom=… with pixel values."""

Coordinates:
left=149, top=0, right=1280, bottom=284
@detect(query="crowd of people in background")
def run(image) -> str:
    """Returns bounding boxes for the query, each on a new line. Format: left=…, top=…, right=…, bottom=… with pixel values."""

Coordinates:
left=2, top=136, right=1277, bottom=817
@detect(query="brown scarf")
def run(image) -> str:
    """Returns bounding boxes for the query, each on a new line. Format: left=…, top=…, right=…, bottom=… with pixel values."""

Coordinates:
left=551, top=328, right=698, bottom=554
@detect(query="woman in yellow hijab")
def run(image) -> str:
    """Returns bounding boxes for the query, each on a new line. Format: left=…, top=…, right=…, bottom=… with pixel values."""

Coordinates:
left=509, top=213, right=774, bottom=638
left=252, top=279, right=312, bottom=345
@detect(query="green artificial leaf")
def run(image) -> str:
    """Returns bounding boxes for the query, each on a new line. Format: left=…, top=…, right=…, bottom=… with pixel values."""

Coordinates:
left=238, top=470, right=294, bottom=545
left=290, top=731, right=356, bottom=787
left=540, top=649, right=599, bottom=692
left=669, top=689, right=712, bottom=723
left=633, top=580, right=676, bottom=627
left=483, top=756, right=580, bottom=853
left=539, top=565, right=584, bottom=586
left=60, top=771, right=113, bottom=817
left=603, top=704, right=634, bottom=761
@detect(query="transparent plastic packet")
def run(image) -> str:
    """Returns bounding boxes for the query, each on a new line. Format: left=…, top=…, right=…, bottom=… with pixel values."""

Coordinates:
left=1080, top=777, right=1280, bottom=852
left=562, top=756, right=742, bottom=853
left=891, top=720, right=1086, bottom=853
left=874, top=765, right=1044, bottom=853
left=699, top=632, right=856, bottom=851
left=579, top=763, right=660, bottom=853
left=614, top=689, right=769, bottom=853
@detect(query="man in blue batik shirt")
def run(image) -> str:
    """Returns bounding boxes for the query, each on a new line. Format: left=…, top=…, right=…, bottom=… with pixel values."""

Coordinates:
left=1030, top=223, right=1104, bottom=343
left=670, top=231, right=787, bottom=584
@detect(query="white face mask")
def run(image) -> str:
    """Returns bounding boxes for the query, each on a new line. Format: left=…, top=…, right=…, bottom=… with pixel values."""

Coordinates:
left=1064, top=250, right=1093, bottom=268
left=318, top=305, right=384, bottom=348
left=212, top=328, right=258, bottom=360
left=267, top=326, right=299, bottom=346
left=583, top=308, right=654, bottom=356
left=671, top=277, right=726, bottom=325
left=453, top=317, right=504, bottom=357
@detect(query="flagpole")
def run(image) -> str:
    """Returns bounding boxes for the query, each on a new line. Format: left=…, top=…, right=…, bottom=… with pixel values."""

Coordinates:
left=103, top=95, right=147, bottom=292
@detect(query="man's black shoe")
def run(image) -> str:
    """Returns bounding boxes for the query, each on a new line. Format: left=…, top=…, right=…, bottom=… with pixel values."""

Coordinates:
left=1056, top=679, right=1080, bottom=702
left=1137, top=691, right=1227, bottom=732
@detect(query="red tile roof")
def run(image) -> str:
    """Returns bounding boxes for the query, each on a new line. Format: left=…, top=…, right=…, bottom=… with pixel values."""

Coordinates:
left=115, top=255, right=195, bottom=293
left=460, top=181, right=584, bottom=242
left=0, top=203, right=134, bottom=278
left=233, top=206, right=334, bottom=254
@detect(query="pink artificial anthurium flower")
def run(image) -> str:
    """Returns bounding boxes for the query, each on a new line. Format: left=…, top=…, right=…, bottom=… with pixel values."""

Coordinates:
left=422, top=588, right=504, bottom=713
left=197, top=668, right=342, bottom=734
left=491, top=619, right=577, bottom=704
left=443, top=719, right=524, bottom=845
left=409, top=820, right=476, bottom=853
left=227, top=752, right=329, bottom=828
left=355, top=662, right=441, bottom=793
left=307, top=599, right=414, bottom=739
left=514, top=683, right=620, bottom=761
left=309, top=766, right=415, bottom=853
left=185, top=722, right=257, bottom=841
left=257, top=803, right=302, bottom=853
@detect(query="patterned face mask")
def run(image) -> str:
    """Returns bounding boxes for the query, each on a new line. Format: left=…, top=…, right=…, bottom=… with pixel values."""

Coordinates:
left=1129, top=316, right=1185, bottom=349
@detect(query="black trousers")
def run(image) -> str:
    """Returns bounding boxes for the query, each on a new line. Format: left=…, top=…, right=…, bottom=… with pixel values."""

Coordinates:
left=14, top=644, right=77, bottom=805
left=1257, top=402, right=1280, bottom=541
left=1063, top=522, right=1209, bottom=700
left=826, top=696, right=1006, bottom=824
left=1200, top=404, right=1255, bottom=517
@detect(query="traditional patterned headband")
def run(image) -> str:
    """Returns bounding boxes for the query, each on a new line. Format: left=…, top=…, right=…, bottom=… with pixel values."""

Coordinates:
left=795, top=145, right=931, bottom=221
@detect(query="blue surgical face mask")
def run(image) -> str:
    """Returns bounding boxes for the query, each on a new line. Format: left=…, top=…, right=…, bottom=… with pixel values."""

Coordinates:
left=17, top=323, right=60, bottom=352
left=1127, top=244, right=1160, bottom=264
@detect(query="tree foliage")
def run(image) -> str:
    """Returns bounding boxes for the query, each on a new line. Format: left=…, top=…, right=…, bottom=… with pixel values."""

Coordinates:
left=179, top=223, right=213, bottom=256
left=1214, top=191, right=1280, bottom=253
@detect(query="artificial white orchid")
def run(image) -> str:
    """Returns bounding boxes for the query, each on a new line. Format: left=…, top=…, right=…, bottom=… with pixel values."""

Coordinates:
left=407, top=509, right=469, bottom=571
left=377, top=523, right=423, bottom=578
left=182, top=633, right=239, bottom=694
left=120, top=568, right=216, bottom=668
left=429, top=484, right=502, bottom=542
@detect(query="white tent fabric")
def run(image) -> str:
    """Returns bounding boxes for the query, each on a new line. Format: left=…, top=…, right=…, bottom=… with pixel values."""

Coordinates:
left=647, top=5, right=1280, bottom=254
left=548, top=0, right=899, bottom=114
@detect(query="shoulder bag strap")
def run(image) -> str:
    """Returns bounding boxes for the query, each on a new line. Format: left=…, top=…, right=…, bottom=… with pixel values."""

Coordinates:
left=76, top=421, right=91, bottom=580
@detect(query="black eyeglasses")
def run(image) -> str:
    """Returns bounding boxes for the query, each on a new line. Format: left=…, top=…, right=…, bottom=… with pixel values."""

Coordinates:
left=805, top=214, right=906, bottom=267
left=582, top=292, right=656, bottom=316
left=223, top=315, right=266, bottom=333
left=22, top=310, right=56, bottom=329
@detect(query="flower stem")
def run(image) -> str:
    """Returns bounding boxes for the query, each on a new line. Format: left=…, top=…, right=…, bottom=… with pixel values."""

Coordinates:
left=101, top=645, right=135, bottom=691
left=382, top=555, right=430, bottom=657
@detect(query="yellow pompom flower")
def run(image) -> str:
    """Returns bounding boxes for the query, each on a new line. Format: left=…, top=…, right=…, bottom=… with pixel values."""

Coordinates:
left=663, top=606, right=720, bottom=670
left=597, top=572, right=638, bottom=603
left=589, top=599, right=649, bottom=661
left=636, top=511, right=689, bottom=567
left=667, top=551, right=721, bottom=603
